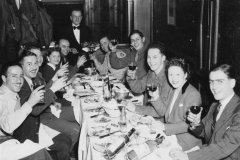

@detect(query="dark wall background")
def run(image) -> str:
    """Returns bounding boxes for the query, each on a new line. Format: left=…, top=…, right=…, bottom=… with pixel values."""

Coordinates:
left=152, top=0, right=240, bottom=108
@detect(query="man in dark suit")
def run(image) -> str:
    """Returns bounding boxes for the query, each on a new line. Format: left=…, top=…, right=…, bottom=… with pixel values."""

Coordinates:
left=171, top=64, right=240, bottom=160
left=61, top=9, right=92, bottom=67
left=13, top=51, right=73, bottom=160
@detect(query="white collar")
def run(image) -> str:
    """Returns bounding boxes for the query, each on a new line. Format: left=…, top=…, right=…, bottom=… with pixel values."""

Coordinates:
left=47, top=63, right=56, bottom=71
left=24, top=76, right=33, bottom=86
left=72, top=23, right=80, bottom=27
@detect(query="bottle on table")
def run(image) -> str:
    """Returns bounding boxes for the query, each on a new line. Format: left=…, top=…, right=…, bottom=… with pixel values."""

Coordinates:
left=126, top=134, right=165, bottom=160
left=104, top=128, right=136, bottom=159
left=118, top=106, right=127, bottom=133
left=103, top=74, right=112, bottom=102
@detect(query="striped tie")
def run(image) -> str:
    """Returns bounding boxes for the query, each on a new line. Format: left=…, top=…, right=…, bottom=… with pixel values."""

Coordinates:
left=212, top=103, right=221, bottom=132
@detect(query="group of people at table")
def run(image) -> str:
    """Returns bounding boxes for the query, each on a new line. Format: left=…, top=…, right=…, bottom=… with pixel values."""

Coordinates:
left=0, top=9, right=240, bottom=160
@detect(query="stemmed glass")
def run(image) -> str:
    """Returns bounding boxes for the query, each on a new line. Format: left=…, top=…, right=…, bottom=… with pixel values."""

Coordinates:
left=147, top=81, right=157, bottom=102
left=33, top=79, right=45, bottom=103
left=189, top=104, right=201, bottom=130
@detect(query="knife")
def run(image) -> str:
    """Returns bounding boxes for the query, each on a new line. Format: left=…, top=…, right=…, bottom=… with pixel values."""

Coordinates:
left=99, top=131, right=120, bottom=139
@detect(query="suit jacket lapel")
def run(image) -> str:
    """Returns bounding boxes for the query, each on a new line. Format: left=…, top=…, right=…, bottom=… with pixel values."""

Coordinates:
left=214, top=94, right=239, bottom=132
left=165, top=89, right=174, bottom=122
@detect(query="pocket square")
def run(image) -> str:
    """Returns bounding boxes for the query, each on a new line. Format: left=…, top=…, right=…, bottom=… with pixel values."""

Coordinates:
left=226, top=126, right=230, bottom=130
left=179, top=104, right=183, bottom=107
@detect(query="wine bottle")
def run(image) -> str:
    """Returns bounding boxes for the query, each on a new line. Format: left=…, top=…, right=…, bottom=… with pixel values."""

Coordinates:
left=104, top=128, right=136, bottom=158
left=126, top=134, right=165, bottom=160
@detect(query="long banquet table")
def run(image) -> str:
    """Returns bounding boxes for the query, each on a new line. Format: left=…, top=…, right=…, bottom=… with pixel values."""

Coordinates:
left=66, top=74, right=184, bottom=160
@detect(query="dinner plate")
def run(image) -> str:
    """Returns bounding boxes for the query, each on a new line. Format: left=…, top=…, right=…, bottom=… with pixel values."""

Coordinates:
left=93, top=142, right=111, bottom=153
left=158, top=139, right=171, bottom=148
left=89, top=126, right=110, bottom=137
left=94, top=115, right=111, bottom=123
left=83, top=106, right=103, bottom=113
left=83, top=96, right=100, bottom=104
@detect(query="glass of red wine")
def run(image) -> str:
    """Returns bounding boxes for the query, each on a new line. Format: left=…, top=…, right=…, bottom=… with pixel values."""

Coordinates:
left=110, top=39, right=118, bottom=46
left=189, top=105, right=201, bottom=129
left=33, top=79, right=45, bottom=103
left=128, top=62, right=137, bottom=71
left=147, top=82, right=157, bottom=102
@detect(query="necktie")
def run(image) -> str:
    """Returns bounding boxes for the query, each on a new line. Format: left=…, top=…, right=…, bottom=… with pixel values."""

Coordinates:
left=135, top=52, right=139, bottom=62
left=73, top=26, right=80, bottom=30
left=14, top=95, right=21, bottom=111
left=212, top=102, right=221, bottom=131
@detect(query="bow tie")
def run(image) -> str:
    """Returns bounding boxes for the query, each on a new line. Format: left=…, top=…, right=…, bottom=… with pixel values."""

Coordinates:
left=73, top=26, right=80, bottom=30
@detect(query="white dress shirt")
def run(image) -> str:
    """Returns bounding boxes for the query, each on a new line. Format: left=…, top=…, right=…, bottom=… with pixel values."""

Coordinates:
left=24, top=76, right=34, bottom=91
left=216, top=92, right=235, bottom=121
left=72, top=24, right=80, bottom=44
left=0, top=85, right=32, bottom=135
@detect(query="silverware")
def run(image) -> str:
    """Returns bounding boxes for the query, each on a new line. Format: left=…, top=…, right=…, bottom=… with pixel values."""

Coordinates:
left=99, top=130, right=120, bottom=139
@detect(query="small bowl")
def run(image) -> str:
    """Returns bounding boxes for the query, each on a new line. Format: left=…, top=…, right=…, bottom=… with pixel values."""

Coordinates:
left=114, top=89, right=130, bottom=99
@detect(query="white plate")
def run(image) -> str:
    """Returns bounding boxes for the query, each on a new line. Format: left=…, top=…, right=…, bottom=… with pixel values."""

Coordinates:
left=83, top=106, right=103, bottom=113
left=94, top=115, right=111, bottom=123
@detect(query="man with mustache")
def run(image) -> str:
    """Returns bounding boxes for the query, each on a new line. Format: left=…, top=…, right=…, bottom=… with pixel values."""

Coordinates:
left=13, top=51, right=75, bottom=160
left=0, top=62, right=53, bottom=160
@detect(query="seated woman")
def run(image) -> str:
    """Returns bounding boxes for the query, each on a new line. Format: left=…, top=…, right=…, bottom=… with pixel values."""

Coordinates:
left=151, top=58, right=202, bottom=151
left=41, top=47, right=86, bottom=84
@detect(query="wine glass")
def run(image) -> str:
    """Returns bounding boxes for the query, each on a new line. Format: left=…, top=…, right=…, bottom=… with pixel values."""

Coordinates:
left=33, top=79, right=45, bottom=103
left=189, top=104, right=201, bottom=130
left=110, top=39, right=118, bottom=46
left=147, top=82, right=157, bottom=102
left=128, top=62, right=137, bottom=71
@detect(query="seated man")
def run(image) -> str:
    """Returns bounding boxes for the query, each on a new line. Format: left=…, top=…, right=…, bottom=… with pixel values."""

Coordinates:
left=127, top=30, right=149, bottom=80
left=91, top=35, right=131, bottom=81
left=0, top=62, right=54, bottom=160
left=171, top=64, right=240, bottom=160
left=126, top=43, right=171, bottom=119
left=13, top=51, right=76, bottom=160
left=58, top=39, right=87, bottom=78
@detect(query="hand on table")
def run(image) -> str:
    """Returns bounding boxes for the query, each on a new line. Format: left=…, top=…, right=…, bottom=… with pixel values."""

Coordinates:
left=169, top=148, right=189, bottom=160
left=149, top=87, right=159, bottom=101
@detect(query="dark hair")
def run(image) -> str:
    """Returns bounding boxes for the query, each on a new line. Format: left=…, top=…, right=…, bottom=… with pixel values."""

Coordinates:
left=129, top=30, right=144, bottom=38
left=147, top=42, right=165, bottom=56
left=1, top=62, right=22, bottom=78
left=98, top=34, right=111, bottom=42
left=166, top=57, right=191, bottom=80
left=210, top=64, right=236, bottom=79
left=46, top=47, right=61, bottom=57
left=19, top=50, right=37, bottom=64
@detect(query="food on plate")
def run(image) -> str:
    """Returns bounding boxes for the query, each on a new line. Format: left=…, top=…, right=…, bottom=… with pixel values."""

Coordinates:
left=83, top=107, right=103, bottom=113
left=95, top=116, right=111, bottom=123
left=137, top=117, right=152, bottom=125
left=84, top=96, right=100, bottom=103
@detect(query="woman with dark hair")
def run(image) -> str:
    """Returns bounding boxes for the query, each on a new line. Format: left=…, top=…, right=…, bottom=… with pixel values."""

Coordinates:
left=151, top=57, right=202, bottom=151
left=41, top=48, right=69, bottom=83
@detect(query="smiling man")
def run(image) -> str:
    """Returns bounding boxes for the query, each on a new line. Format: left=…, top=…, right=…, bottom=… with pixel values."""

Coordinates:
left=126, top=43, right=171, bottom=119
left=0, top=62, right=53, bottom=160
left=61, top=9, right=91, bottom=67
left=171, top=64, right=240, bottom=160
left=127, top=30, right=149, bottom=80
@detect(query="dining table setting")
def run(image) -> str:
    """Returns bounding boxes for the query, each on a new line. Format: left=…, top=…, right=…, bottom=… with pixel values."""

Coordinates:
left=61, top=69, right=184, bottom=160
